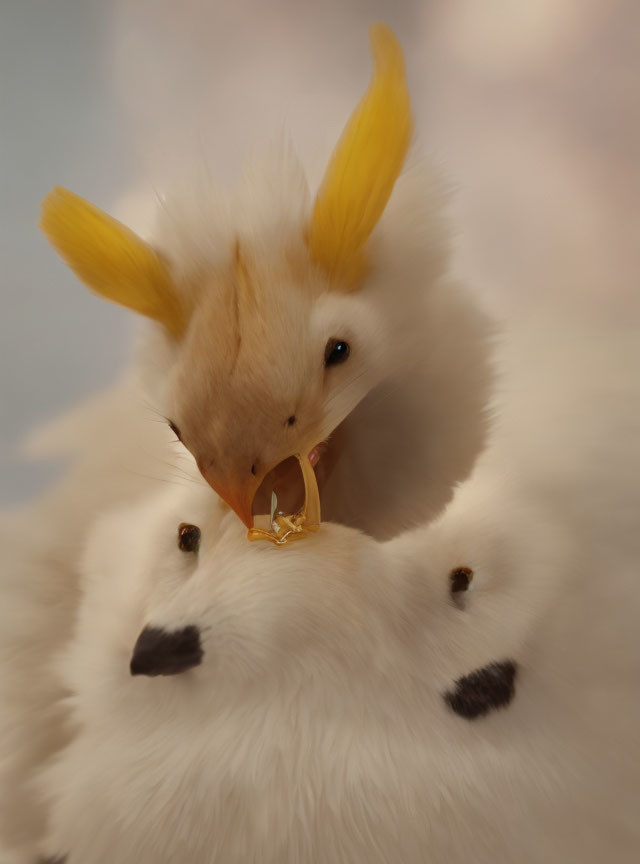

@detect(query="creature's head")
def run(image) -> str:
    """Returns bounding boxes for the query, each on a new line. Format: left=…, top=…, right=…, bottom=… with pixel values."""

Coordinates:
left=40, top=25, right=414, bottom=526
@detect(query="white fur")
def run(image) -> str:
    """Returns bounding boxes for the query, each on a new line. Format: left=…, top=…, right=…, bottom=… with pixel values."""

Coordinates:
left=2, top=136, right=637, bottom=864
left=0, top=371, right=207, bottom=862
left=32, top=296, right=640, bottom=863
left=0, top=140, right=490, bottom=860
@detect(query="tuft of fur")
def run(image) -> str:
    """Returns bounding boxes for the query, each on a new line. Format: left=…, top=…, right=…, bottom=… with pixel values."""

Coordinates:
left=308, top=24, right=412, bottom=286
left=31, top=296, right=640, bottom=863
left=39, top=187, right=186, bottom=336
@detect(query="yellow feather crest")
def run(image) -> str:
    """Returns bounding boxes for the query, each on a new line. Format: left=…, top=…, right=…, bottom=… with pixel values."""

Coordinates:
left=40, top=187, right=186, bottom=337
left=309, top=23, right=412, bottom=288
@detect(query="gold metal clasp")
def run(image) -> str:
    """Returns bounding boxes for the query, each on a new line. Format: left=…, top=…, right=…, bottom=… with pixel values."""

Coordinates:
left=247, top=454, right=321, bottom=546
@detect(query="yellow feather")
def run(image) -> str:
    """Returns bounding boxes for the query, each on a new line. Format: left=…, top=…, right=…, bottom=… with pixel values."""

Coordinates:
left=39, top=186, right=186, bottom=338
left=309, top=23, right=412, bottom=288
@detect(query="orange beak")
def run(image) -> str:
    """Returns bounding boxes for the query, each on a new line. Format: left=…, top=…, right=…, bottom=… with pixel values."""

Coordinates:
left=200, top=467, right=260, bottom=529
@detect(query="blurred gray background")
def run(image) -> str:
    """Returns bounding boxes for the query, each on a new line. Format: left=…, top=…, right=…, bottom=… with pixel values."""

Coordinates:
left=2, top=0, right=638, bottom=505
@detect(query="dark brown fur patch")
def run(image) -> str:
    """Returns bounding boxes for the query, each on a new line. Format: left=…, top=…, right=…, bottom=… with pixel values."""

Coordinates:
left=130, top=625, right=203, bottom=677
left=444, top=660, right=517, bottom=720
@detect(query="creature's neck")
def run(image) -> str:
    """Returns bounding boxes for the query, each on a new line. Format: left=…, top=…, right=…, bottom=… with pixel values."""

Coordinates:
left=321, top=295, right=493, bottom=540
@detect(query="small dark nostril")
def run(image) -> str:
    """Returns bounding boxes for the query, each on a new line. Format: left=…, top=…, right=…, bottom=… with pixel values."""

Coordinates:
left=287, top=415, right=296, bottom=427
left=251, top=464, right=257, bottom=475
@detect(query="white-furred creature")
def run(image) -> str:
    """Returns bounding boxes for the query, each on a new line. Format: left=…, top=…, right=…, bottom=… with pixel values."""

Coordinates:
left=1, top=26, right=494, bottom=859
left=35, top=294, right=640, bottom=864
left=39, top=25, right=491, bottom=540
left=3, top=23, right=639, bottom=863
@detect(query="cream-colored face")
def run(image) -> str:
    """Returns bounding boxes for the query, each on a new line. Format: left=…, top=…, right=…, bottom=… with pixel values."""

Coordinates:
left=167, top=250, right=332, bottom=527
left=39, top=23, right=412, bottom=529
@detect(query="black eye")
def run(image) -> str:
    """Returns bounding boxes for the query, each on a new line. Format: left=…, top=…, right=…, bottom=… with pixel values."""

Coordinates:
left=168, top=420, right=182, bottom=441
left=324, top=338, right=350, bottom=367
left=178, top=523, right=201, bottom=553
left=287, top=415, right=296, bottom=427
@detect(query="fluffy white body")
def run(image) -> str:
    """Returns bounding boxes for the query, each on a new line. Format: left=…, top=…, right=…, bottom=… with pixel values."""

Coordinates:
left=35, top=295, right=640, bottom=863
left=0, top=373, right=178, bottom=862
left=0, top=146, right=491, bottom=861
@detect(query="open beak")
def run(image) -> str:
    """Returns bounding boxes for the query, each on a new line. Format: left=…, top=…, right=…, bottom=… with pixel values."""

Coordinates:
left=200, top=444, right=328, bottom=532
left=200, top=467, right=259, bottom=529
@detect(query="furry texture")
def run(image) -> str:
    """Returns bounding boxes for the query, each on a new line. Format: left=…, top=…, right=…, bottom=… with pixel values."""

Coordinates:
left=150, top=149, right=491, bottom=538
left=1, top=141, right=490, bottom=859
left=26, top=296, right=640, bottom=863
left=309, top=23, right=412, bottom=286
left=0, top=374, right=185, bottom=861
left=39, top=27, right=492, bottom=539
left=39, top=187, right=185, bottom=336
left=4, top=29, right=636, bottom=861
